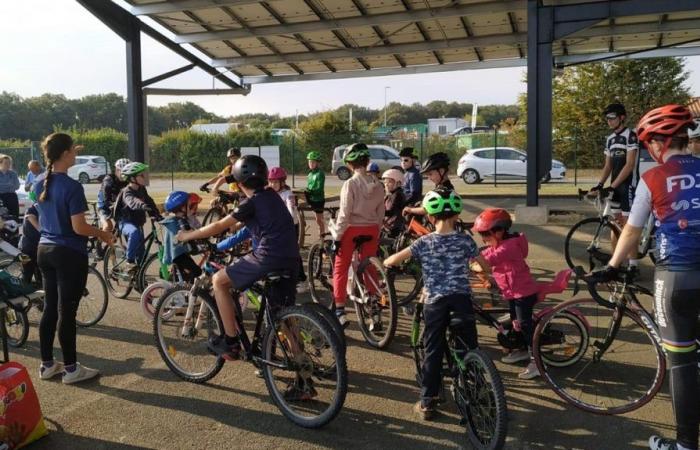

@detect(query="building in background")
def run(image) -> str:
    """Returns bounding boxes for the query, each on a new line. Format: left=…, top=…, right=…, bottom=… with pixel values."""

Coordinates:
left=428, top=118, right=468, bottom=136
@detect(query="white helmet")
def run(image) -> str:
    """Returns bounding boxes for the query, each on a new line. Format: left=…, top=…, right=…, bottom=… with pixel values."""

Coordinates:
left=688, top=119, right=700, bottom=140
left=381, top=168, right=404, bottom=185
left=115, top=158, right=131, bottom=171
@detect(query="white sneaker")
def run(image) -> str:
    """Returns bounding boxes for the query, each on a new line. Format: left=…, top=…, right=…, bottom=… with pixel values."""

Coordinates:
left=501, top=349, right=530, bottom=364
left=39, top=361, right=64, bottom=380
left=62, top=363, right=100, bottom=384
left=518, top=361, right=540, bottom=380
left=336, top=312, right=349, bottom=328
left=649, top=435, right=681, bottom=450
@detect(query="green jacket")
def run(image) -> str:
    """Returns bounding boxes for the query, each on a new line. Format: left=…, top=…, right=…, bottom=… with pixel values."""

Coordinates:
left=306, top=169, right=325, bottom=202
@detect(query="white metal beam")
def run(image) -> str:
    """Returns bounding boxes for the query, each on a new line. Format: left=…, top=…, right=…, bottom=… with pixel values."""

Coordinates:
left=212, top=32, right=527, bottom=68
left=173, top=0, right=526, bottom=44
left=556, top=45, right=700, bottom=65
left=143, top=87, right=251, bottom=95
left=572, top=18, right=700, bottom=40
left=129, top=0, right=263, bottom=16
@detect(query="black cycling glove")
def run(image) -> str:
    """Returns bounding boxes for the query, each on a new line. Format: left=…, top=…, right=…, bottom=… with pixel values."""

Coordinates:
left=199, top=183, right=210, bottom=193
left=586, top=265, right=619, bottom=283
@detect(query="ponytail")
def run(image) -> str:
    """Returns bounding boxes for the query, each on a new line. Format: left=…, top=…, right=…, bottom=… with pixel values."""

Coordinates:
left=39, top=132, right=73, bottom=202
left=39, top=163, right=53, bottom=202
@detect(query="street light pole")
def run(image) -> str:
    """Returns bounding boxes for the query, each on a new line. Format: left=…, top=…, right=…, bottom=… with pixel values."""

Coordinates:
left=384, top=86, right=390, bottom=128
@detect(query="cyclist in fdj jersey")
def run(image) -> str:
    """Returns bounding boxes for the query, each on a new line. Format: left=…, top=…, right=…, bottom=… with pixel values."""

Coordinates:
left=592, top=103, right=641, bottom=267
left=200, top=147, right=241, bottom=195
left=589, top=105, right=699, bottom=450
left=97, top=158, right=130, bottom=232
left=403, top=152, right=453, bottom=217
left=384, top=188, right=482, bottom=420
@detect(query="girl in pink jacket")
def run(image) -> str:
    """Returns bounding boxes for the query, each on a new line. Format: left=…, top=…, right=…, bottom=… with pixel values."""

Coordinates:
left=473, top=208, right=541, bottom=380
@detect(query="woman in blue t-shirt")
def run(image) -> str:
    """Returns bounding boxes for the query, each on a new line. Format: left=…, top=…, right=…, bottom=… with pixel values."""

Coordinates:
left=33, top=133, right=114, bottom=385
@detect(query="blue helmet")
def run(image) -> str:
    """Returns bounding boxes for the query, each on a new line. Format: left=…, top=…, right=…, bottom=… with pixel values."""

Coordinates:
left=367, top=162, right=380, bottom=173
left=165, top=190, right=189, bottom=212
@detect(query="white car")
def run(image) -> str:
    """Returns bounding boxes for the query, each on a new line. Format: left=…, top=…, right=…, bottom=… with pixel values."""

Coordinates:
left=68, top=155, right=110, bottom=184
left=457, top=147, right=566, bottom=184
left=16, top=180, right=28, bottom=216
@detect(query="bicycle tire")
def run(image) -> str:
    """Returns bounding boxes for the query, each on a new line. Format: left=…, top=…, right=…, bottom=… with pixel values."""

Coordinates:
left=353, top=256, right=398, bottom=349
left=202, top=207, right=225, bottom=227
left=0, top=258, right=23, bottom=279
left=137, top=252, right=162, bottom=293
left=103, top=244, right=133, bottom=299
left=411, top=310, right=426, bottom=388
left=454, top=348, right=508, bottom=450
left=4, top=307, right=28, bottom=348
left=261, top=305, right=347, bottom=429
left=301, top=302, right=346, bottom=355
left=153, top=284, right=225, bottom=383
left=564, top=217, right=620, bottom=272
left=535, top=309, right=589, bottom=368
left=387, top=263, right=423, bottom=306
left=533, top=297, right=666, bottom=415
left=76, top=266, right=109, bottom=327
left=141, top=280, right=173, bottom=320
left=307, top=242, right=334, bottom=309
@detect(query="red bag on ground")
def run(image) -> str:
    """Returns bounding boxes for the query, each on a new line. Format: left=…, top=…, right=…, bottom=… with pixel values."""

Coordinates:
left=0, top=362, right=47, bottom=449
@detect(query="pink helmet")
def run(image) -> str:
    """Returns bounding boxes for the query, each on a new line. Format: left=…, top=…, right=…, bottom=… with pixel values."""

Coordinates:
left=268, top=167, right=287, bottom=181
left=381, top=168, right=404, bottom=184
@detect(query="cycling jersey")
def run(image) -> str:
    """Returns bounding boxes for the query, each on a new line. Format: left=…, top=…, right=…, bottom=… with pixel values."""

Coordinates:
left=219, top=165, right=240, bottom=192
left=628, top=154, right=700, bottom=269
left=604, top=127, right=640, bottom=187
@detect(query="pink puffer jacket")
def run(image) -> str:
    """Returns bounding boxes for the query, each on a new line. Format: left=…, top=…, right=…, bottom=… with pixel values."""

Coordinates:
left=480, top=233, right=539, bottom=300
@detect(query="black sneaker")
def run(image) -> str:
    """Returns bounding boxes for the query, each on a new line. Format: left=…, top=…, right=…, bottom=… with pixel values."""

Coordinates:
left=207, top=336, right=242, bottom=361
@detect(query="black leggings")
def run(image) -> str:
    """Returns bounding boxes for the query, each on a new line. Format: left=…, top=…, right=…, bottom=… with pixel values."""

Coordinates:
left=654, top=269, right=700, bottom=450
left=508, top=294, right=538, bottom=352
left=0, top=192, right=18, bottom=217
left=38, top=244, right=88, bottom=366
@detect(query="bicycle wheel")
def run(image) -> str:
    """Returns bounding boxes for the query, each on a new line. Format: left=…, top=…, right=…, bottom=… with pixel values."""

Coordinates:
left=411, top=306, right=426, bottom=388
left=76, top=266, right=109, bottom=327
left=153, top=284, right=225, bottom=383
left=307, top=242, right=334, bottom=309
left=0, top=258, right=23, bottom=279
left=533, top=297, right=665, bottom=414
left=103, top=244, right=133, bottom=299
left=202, top=207, right=224, bottom=227
left=301, top=302, right=346, bottom=355
left=4, top=307, right=29, bottom=348
left=453, top=348, right=508, bottom=450
left=353, top=256, right=398, bottom=349
left=564, top=217, right=620, bottom=271
left=137, top=252, right=163, bottom=293
left=261, top=305, right=347, bottom=429
left=387, top=262, right=423, bottom=306
left=141, top=280, right=173, bottom=320
left=534, top=309, right=589, bottom=368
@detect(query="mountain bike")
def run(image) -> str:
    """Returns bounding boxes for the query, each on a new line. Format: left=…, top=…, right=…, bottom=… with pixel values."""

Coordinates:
left=202, top=191, right=239, bottom=226
left=307, top=208, right=398, bottom=349
left=410, top=301, right=508, bottom=450
left=532, top=266, right=699, bottom=415
left=564, top=188, right=657, bottom=271
left=153, top=244, right=347, bottom=429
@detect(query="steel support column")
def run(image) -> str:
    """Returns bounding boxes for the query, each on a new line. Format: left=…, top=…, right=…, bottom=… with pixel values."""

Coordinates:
left=526, top=0, right=552, bottom=207
left=125, top=21, right=146, bottom=163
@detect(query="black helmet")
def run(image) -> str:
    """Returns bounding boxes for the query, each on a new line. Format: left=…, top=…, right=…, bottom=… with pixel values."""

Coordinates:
left=399, top=147, right=416, bottom=158
left=420, top=152, right=450, bottom=174
left=227, top=147, right=241, bottom=158
left=232, top=155, right=268, bottom=186
left=604, top=103, right=626, bottom=117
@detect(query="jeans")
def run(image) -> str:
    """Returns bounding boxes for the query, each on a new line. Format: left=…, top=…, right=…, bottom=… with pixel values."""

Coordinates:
left=508, top=294, right=538, bottom=352
left=37, top=244, right=88, bottom=366
left=120, top=222, right=144, bottom=263
left=421, top=293, right=478, bottom=406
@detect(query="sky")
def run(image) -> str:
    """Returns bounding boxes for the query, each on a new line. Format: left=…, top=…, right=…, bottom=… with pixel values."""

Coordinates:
left=2, top=0, right=700, bottom=118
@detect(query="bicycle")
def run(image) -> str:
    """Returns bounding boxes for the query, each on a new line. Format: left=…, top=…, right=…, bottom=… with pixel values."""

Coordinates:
left=153, top=244, right=347, bottom=428
left=201, top=190, right=239, bottom=226
left=307, top=207, right=398, bottom=349
left=532, top=266, right=700, bottom=414
left=564, top=188, right=656, bottom=271
left=103, top=218, right=165, bottom=298
left=410, top=301, right=508, bottom=450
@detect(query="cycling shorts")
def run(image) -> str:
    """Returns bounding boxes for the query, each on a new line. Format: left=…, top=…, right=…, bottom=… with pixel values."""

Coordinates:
left=609, top=183, right=634, bottom=216
left=307, top=199, right=325, bottom=214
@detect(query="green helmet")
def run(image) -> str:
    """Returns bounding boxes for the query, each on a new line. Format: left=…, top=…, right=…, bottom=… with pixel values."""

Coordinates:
left=121, top=162, right=149, bottom=180
left=422, top=188, right=462, bottom=216
left=306, top=151, right=321, bottom=161
left=343, top=143, right=370, bottom=163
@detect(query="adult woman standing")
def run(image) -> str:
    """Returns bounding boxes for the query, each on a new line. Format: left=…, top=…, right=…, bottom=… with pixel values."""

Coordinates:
left=0, top=154, right=20, bottom=217
left=33, top=133, right=114, bottom=384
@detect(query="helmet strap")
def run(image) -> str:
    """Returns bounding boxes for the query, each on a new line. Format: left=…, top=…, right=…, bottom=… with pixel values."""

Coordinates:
left=649, top=137, right=672, bottom=163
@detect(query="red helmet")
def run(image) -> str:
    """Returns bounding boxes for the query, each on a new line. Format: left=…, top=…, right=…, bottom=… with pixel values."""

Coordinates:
left=188, top=193, right=202, bottom=205
left=637, top=104, right=694, bottom=163
left=268, top=167, right=287, bottom=181
left=472, top=208, right=512, bottom=233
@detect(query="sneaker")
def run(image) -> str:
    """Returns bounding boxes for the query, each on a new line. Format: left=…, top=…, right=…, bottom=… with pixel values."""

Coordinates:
left=62, top=363, right=99, bottom=384
left=207, top=335, right=242, bottom=361
left=284, top=378, right=317, bottom=402
left=369, top=313, right=383, bottom=332
left=39, top=361, right=64, bottom=380
left=501, top=349, right=530, bottom=364
left=413, top=401, right=434, bottom=421
left=518, top=361, right=540, bottom=380
left=649, top=436, right=680, bottom=450
left=254, top=368, right=264, bottom=379
left=335, top=311, right=349, bottom=329
left=124, top=262, right=138, bottom=276
left=401, top=305, right=415, bottom=317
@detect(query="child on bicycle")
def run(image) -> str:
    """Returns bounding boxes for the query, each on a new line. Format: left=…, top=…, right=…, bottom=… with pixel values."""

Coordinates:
left=268, top=167, right=307, bottom=290
left=176, top=155, right=300, bottom=364
left=384, top=187, right=482, bottom=420
left=305, top=151, right=326, bottom=237
left=331, top=143, right=385, bottom=327
left=161, top=191, right=203, bottom=283
left=381, top=168, right=406, bottom=238
left=472, top=208, right=541, bottom=380
left=402, top=152, right=453, bottom=217
left=116, top=162, right=162, bottom=271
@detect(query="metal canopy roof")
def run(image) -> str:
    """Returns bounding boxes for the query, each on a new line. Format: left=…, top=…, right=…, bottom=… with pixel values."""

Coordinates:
left=119, top=0, right=700, bottom=86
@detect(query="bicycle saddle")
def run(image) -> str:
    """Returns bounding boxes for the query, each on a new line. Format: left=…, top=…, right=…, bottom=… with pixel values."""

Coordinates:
left=353, top=235, right=373, bottom=246
left=265, top=270, right=293, bottom=282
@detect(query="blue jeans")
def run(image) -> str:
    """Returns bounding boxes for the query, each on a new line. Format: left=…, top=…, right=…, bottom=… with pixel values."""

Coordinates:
left=120, top=222, right=144, bottom=263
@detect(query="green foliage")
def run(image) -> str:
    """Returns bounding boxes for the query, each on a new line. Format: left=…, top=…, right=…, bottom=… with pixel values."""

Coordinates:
left=63, top=128, right=129, bottom=165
